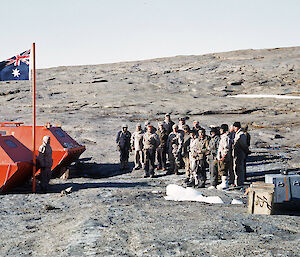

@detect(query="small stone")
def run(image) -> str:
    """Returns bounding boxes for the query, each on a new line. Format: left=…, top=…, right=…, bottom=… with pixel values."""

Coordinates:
left=230, top=80, right=243, bottom=86
left=274, top=134, right=284, bottom=139
left=44, top=205, right=59, bottom=211
left=242, top=224, right=254, bottom=233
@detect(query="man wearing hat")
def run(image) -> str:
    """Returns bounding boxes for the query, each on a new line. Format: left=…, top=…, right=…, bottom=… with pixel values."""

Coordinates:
left=167, top=124, right=183, bottom=175
left=216, top=124, right=231, bottom=190
left=232, top=122, right=249, bottom=186
left=162, top=113, right=175, bottom=135
left=116, top=124, right=131, bottom=170
left=156, top=122, right=168, bottom=171
left=207, top=127, right=220, bottom=189
left=131, top=123, right=144, bottom=170
left=143, top=124, right=160, bottom=178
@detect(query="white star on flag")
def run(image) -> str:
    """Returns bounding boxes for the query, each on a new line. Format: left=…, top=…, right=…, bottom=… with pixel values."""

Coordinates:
left=12, top=68, right=20, bottom=78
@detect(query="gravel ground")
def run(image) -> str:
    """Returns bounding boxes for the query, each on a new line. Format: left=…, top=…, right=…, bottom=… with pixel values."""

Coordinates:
left=0, top=47, right=299, bottom=256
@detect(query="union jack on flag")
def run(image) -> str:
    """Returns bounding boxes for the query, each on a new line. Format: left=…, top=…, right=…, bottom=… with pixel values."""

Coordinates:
left=0, top=49, right=31, bottom=81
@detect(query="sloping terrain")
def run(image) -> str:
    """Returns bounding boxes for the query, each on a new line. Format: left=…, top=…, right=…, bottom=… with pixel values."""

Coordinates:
left=0, top=47, right=299, bottom=256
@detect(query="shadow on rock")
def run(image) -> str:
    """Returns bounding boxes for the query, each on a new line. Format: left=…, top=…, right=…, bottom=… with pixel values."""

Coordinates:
left=7, top=180, right=149, bottom=194
left=70, top=162, right=135, bottom=179
left=247, top=154, right=281, bottom=166
left=47, top=181, right=149, bottom=193
left=273, top=201, right=300, bottom=216
left=247, top=168, right=300, bottom=182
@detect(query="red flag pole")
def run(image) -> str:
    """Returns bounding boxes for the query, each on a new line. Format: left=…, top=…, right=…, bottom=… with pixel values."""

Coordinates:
left=32, top=42, right=36, bottom=193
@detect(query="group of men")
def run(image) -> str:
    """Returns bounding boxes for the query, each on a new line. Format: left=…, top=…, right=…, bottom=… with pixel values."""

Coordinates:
left=116, top=113, right=250, bottom=189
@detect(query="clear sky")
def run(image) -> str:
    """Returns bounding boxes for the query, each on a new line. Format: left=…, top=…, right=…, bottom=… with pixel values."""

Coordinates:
left=1, top=0, right=299, bottom=68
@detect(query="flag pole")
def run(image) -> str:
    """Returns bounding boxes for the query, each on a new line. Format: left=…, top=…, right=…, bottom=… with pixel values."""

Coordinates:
left=32, top=42, right=36, bottom=193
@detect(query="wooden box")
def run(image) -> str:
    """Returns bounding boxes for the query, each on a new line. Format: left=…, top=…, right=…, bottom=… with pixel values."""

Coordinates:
left=248, top=182, right=275, bottom=215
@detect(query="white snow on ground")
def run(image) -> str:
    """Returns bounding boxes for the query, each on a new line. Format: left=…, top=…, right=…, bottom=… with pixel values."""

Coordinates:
left=227, top=94, right=300, bottom=99
left=164, top=184, right=224, bottom=204
left=231, top=199, right=244, bottom=205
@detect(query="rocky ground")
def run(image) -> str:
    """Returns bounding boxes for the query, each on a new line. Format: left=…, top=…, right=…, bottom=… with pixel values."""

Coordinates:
left=0, top=47, right=300, bottom=256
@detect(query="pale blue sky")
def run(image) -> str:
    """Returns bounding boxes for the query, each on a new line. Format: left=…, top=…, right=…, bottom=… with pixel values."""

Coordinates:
left=1, top=0, right=299, bottom=68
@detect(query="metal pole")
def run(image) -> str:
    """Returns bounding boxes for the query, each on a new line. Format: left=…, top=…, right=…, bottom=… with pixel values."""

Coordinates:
left=32, top=42, right=36, bottom=193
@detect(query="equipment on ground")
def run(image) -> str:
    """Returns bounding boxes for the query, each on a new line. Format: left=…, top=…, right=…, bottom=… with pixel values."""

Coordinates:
left=0, top=122, right=86, bottom=179
left=265, top=173, right=300, bottom=203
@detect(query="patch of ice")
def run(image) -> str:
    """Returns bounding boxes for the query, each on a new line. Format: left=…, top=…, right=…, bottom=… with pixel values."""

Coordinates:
left=151, top=190, right=161, bottom=194
left=164, top=184, right=224, bottom=204
left=227, top=94, right=300, bottom=99
left=231, top=199, right=244, bottom=205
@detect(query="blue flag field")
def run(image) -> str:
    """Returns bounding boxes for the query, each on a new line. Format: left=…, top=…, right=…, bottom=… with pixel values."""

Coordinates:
left=0, top=50, right=31, bottom=81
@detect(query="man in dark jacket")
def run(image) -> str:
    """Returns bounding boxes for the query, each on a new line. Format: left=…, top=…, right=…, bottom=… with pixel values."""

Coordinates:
left=242, top=124, right=251, bottom=180
left=167, top=124, right=183, bottom=175
left=207, top=127, right=220, bottom=189
left=156, top=122, right=168, bottom=171
left=162, top=113, right=175, bottom=135
left=116, top=124, right=131, bottom=170
left=233, top=122, right=249, bottom=186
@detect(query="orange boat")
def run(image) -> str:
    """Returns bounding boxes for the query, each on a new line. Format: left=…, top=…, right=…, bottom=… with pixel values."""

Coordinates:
left=0, top=123, right=86, bottom=178
left=0, top=135, right=33, bottom=193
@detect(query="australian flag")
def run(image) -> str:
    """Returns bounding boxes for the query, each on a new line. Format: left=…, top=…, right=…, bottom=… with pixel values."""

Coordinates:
left=0, top=50, right=31, bottom=81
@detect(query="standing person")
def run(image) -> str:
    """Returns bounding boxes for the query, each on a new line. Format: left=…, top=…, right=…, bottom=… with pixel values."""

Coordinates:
left=143, top=121, right=150, bottom=133
left=116, top=124, right=131, bottom=170
left=192, top=121, right=202, bottom=137
left=232, top=122, right=249, bottom=186
left=187, top=129, right=209, bottom=188
left=38, top=136, right=53, bottom=193
left=162, top=113, right=175, bottom=135
left=197, top=128, right=210, bottom=187
left=228, top=125, right=235, bottom=185
left=243, top=124, right=251, bottom=148
left=156, top=122, right=168, bottom=171
left=167, top=124, right=183, bottom=175
left=177, top=117, right=186, bottom=168
left=178, top=117, right=186, bottom=133
left=216, top=124, right=231, bottom=190
left=182, top=125, right=191, bottom=182
left=187, top=130, right=198, bottom=186
left=131, top=123, right=144, bottom=171
left=207, top=127, right=220, bottom=189
left=242, top=124, right=251, bottom=180
left=143, top=125, right=160, bottom=178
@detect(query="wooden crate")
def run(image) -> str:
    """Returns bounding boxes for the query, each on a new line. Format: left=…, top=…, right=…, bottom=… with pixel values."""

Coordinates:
left=248, top=183, right=275, bottom=215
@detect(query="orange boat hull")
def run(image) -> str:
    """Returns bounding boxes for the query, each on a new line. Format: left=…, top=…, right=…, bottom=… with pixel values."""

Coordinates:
left=0, top=162, right=33, bottom=193
left=0, top=135, right=34, bottom=193
left=0, top=123, right=86, bottom=178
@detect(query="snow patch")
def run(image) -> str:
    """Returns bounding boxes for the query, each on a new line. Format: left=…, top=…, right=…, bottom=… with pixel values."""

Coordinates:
left=227, top=94, right=300, bottom=99
left=231, top=199, right=244, bottom=205
left=164, top=184, right=224, bottom=204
